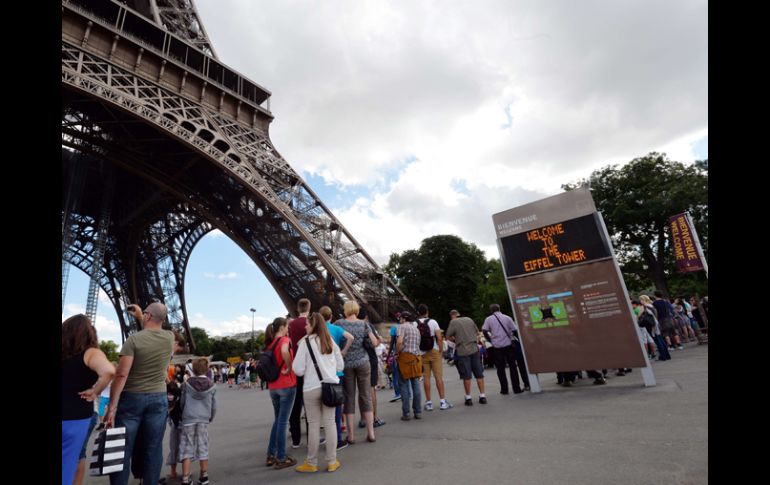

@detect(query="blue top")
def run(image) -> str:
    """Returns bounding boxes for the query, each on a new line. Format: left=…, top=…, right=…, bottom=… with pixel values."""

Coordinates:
left=326, top=322, right=346, bottom=377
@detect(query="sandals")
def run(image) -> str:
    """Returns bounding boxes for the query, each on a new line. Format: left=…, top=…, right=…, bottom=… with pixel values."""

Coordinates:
left=274, top=456, right=297, bottom=470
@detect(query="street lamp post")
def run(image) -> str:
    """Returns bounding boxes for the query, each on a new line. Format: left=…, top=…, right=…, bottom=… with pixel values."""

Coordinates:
left=250, top=308, right=256, bottom=355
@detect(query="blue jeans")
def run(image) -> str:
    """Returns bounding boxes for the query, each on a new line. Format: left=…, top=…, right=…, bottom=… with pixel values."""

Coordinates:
left=109, top=392, right=168, bottom=485
left=391, top=360, right=401, bottom=397
left=399, top=376, right=422, bottom=417
left=268, top=387, right=297, bottom=460
left=334, top=402, right=343, bottom=441
left=335, top=375, right=345, bottom=440
left=654, top=335, right=671, bottom=360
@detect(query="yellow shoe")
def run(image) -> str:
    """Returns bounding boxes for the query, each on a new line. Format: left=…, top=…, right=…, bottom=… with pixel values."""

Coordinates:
left=296, top=461, right=318, bottom=473
left=327, top=460, right=341, bottom=472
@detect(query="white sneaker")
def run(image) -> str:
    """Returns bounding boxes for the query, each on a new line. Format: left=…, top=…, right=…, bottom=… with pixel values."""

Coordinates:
left=439, top=401, right=452, bottom=410
left=424, top=401, right=433, bottom=411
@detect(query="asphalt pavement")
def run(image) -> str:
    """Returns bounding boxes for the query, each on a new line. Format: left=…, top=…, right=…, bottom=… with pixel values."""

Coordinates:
left=84, top=342, right=707, bottom=485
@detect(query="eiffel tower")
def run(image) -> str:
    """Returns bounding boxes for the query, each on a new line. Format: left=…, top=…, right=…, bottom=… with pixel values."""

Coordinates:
left=62, top=0, right=414, bottom=351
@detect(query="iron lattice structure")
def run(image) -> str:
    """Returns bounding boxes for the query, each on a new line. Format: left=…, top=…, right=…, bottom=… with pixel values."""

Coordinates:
left=62, top=0, right=414, bottom=350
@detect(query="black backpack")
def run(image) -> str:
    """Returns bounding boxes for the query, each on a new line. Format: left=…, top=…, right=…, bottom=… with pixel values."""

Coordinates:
left=638, top=310, right=656, bottom=330
left=256, top=340, right=281, bottom=383
left=417, top=318, right=435, bottom=351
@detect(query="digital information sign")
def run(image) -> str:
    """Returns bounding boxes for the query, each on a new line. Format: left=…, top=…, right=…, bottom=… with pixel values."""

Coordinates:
left=493, top=188, right=653, bottom=385
left=500, top=213, right=612, bottom=278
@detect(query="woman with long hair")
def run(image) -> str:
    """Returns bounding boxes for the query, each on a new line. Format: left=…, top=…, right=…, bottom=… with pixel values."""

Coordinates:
left=264, top=317, right=298, bottom=470
left=292, top=313, right=344, bottom=472
left=62, top=314, right=115, bottom=485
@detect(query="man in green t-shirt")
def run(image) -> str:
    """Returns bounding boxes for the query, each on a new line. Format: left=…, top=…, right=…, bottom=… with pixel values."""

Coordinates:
left=446, top=310, right=487, bottom=406
left=105, top=302, right=174, bottom=485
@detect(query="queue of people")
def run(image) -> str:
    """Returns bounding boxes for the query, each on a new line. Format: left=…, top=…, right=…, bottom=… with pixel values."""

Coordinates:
left=63, top=293, right=707, bottom=483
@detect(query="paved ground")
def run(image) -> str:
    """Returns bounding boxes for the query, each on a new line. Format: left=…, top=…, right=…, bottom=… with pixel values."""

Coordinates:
left=85, top=343, right=707, bottom=485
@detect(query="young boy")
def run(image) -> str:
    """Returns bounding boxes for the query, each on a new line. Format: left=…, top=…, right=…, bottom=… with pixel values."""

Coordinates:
left=179, top=358, right=217, bottom=485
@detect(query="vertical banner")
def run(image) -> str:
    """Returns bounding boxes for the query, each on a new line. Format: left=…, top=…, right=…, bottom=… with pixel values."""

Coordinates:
left=668, top=212, right=706, bottom=274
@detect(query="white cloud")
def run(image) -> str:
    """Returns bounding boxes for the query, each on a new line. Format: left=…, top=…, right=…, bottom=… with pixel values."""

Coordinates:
left=196, top=0, right=707, bottom=260
left=192, top=312, right=273, bottom=337
left=62, top=306, right=123, bottom=346
left=204, top=271, right=239, bottom=280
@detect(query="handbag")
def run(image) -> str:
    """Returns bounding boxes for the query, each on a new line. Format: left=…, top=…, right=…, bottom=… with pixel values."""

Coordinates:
left=305, top=336, right=344, bottom=407
left=89, top=426, right=126, bottom=476
left=396, top=352, right=422, bottom=380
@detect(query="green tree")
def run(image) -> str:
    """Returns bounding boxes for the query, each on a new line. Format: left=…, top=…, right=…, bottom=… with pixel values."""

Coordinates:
left=471, top=259, right=513, bottom=325
left=210, top=337, right=245, bottom=362
left=99, top=340, right=120, bottom=362
left=563, top=152, right=708, bottom=297
left=190, top=327, right=212, bottom=356
left=384, top=235, right=487, bottom=328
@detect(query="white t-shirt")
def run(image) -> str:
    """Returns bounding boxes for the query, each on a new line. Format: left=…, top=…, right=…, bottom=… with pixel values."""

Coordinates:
left=100, top=383, right=111, bottom=398
left=412, top=318, right=441, bottom=351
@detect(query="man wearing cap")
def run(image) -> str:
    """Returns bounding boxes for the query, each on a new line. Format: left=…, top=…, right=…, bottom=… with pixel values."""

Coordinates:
left=446, top=310, right=487, bottom=406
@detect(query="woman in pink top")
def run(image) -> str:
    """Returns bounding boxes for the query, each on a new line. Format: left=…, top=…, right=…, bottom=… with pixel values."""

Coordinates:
left=264, top=317, right=298, bottom=470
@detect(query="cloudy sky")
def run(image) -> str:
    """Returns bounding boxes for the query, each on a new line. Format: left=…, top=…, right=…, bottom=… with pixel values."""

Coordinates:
left=63, top=0, right=707, bottom=345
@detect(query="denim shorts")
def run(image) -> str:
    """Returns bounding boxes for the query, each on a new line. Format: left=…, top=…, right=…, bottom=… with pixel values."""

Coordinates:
left=455, top=352, right=484, bottom=380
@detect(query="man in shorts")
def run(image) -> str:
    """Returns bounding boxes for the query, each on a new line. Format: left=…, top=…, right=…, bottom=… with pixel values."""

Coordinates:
left=446, top=310, right=486, bottom=406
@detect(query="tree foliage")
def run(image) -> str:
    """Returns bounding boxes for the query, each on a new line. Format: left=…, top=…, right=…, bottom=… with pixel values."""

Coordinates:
left=99, top=340, right=120, bottom=363
left=190, top=327, right=212, bottom=356
left=210, top=337, right=245, bottom=362
left=562, top=152, right=708, bottom=297
left=384, top=235, right=488, bottom=328
left=470, top=259, right=513, bottom=325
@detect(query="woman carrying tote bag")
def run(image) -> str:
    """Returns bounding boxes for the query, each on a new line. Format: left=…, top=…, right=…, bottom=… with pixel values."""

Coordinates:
left=292, top=313, right=345, bottom=473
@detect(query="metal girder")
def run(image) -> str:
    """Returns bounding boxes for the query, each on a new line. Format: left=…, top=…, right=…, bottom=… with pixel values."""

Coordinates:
left=62, top=2, right=414, bottom=343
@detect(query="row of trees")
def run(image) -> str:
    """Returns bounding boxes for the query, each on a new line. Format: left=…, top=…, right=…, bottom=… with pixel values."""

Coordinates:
left=385, top=152, right=708, bottom=328
left=192, top=328, right=266, bottom=361
left=132, top=153, right=705, bottom=350
left=101, top=328, right=267, bottom=362
left=384, top=235, right=511, bottom=328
